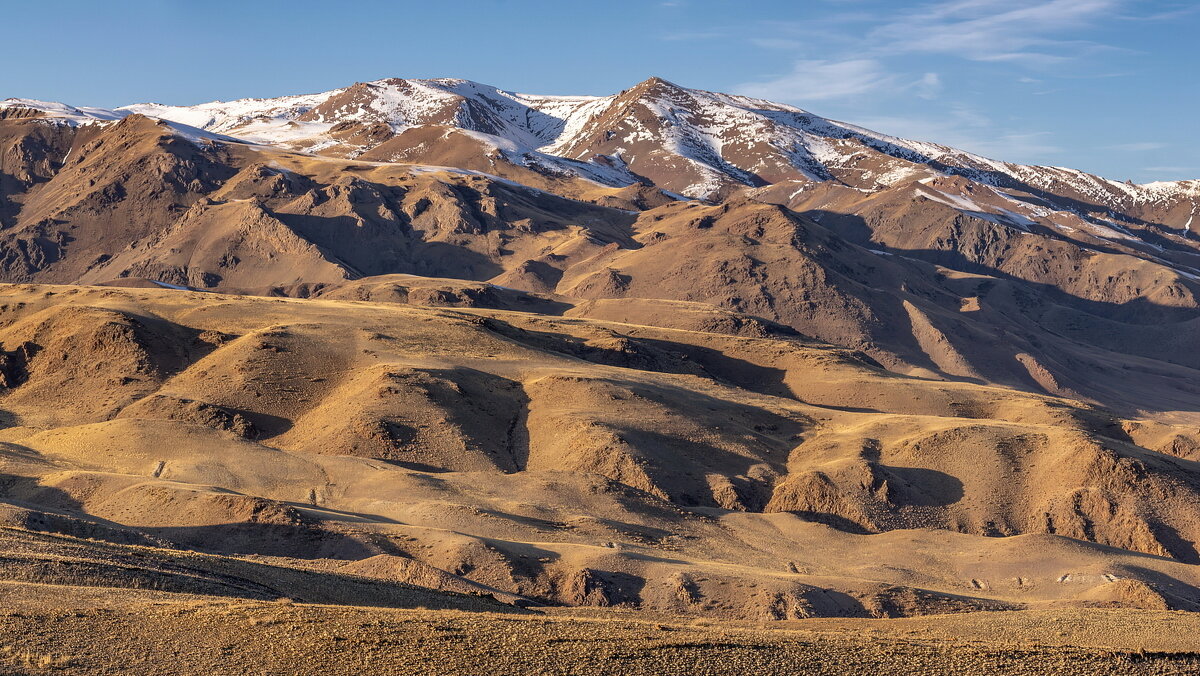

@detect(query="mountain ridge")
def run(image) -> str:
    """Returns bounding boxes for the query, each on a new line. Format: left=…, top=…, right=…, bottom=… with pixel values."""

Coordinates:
left=5, top=76, right=1197, bottom=197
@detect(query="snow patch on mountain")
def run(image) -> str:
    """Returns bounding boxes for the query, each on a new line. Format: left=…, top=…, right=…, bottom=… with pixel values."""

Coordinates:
left=8, top=77, right=1197, bottom=239
left=121, top=90, right=339, bottom=138
left=0, top=98, right=124, bottom=124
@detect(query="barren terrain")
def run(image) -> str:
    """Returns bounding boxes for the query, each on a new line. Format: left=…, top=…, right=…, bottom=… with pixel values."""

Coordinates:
left=3, top=76, right=1200, bottom=672
left=1, top=283, right=1199, bottom=609
left=2, top=585, right=1199, bottom=675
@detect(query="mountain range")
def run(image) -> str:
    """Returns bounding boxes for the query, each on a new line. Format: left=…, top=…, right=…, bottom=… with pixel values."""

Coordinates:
left=3, top=77, right=1199, bottom=413
left=3, top=77, right=1200, bottom=628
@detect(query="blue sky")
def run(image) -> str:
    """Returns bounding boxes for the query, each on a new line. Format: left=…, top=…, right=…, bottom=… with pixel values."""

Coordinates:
left=2, top=0, right=1195, bottom=182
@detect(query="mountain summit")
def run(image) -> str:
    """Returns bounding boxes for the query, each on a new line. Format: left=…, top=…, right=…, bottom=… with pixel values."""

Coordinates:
left=8, top=77, right=1197, bottom=205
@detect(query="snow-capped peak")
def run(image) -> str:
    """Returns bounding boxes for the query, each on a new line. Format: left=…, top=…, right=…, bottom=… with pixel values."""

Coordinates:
left=0, top=98, right=124, bottom=124
left=8, top=78, right=1196, bottom=208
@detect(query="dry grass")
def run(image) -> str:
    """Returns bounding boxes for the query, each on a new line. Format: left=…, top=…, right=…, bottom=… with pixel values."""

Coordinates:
left=0, top=593, right=1198, bottom=675
left=1, top=645, right=75, bottom=671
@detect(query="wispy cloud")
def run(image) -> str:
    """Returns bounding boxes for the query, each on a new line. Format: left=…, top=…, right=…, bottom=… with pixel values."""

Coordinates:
left=716, top=0, right=1187, bottom=176
left=750, top=37, right=804, bottom=50
left=736, top=60, right=944, bottom=103
left=914, top=72, right=942, bottom=99
left=868, top=0, right=1121, bottom=64
left=660, top=30, right=724, bottom=41
left=736, top=59, right=898, bottom=102
left=1141, top=166, right=1199, bottom=174
left=1108, top=142, right=1167, bottom=152
left=1118, top=3, right=1200, bottom=21
left=737, top=0, right=1127, bottom=101
left=851, top=106, right=1062, bottom=162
